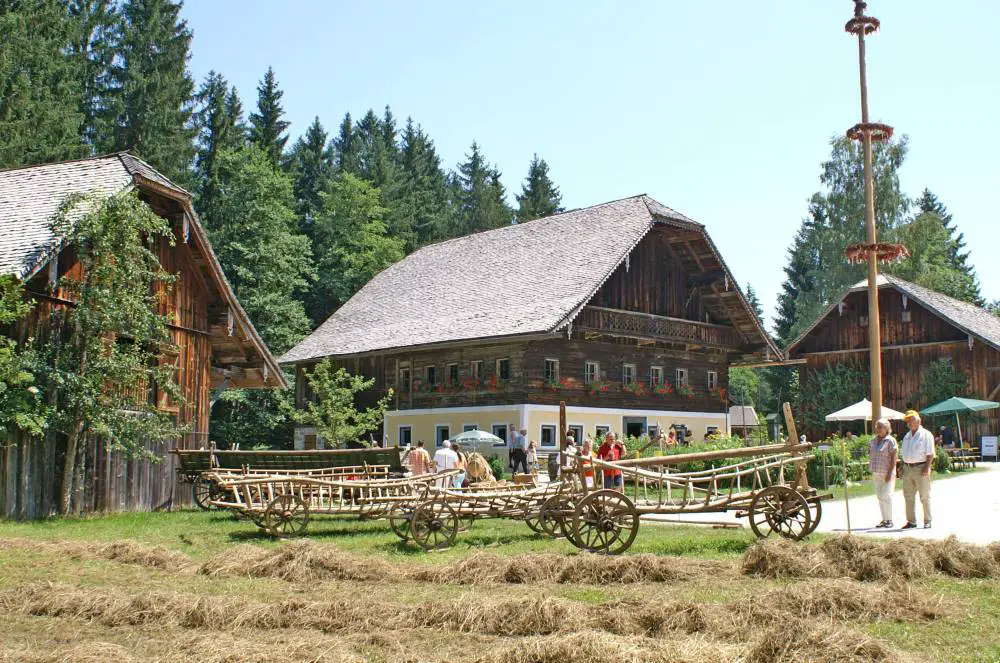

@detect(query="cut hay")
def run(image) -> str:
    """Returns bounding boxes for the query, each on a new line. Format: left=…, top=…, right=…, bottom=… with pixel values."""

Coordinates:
left=199, top=541, right=397, bottom=583
left=744, top=579, right=946, bottom=624
left=746, top=618, right=903, bottom=663
left=743, top=535, right=999, bottom=581
left=0, top=537, right=193, bottom=572
left=493, top=631, right=740, bottom=663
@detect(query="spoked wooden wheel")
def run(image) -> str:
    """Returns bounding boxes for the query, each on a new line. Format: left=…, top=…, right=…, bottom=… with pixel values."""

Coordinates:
left=571, top=490, right=640, bottom=555
left=410, top=499, right=459, bottom=551
left=748, top=485, right=812, bottom=540
left=802, top=499, right=822, bottom=537
left=458, top=515, right=476, bottom=532
left=523, top=504, right=544, bottom=534
left=192, top=478, right=220, bottom=510
left=389, top=506, right=412, bottom=541
left=263, top=494, right=310, bottom=538
left=539, top=495, right=575, bottom=540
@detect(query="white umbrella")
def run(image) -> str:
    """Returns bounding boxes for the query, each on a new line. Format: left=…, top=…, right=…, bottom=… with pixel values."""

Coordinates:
left=825, top=398, right=905, bottom=422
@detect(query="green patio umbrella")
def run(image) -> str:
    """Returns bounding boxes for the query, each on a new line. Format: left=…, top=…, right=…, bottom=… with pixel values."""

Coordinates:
left=921, top=397, right=1000, bottom=447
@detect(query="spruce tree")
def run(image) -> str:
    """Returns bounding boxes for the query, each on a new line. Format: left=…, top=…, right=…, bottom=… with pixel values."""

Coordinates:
left=744, top=284, right=764, bottom=328
left=334, top=112, right=359, bottom=174
left=0, top=0, right=87, bottom=168
left=451, top=141, right=512, bottom=236
left=66, top=0, right=117, bottom=151
left=102, top=0, right=196, bottom=186
left=515, top=154, right=562, bottom=222
left=912, top=189, right=981, bottom=304
left=193, top=71, right=245, bottom=221
left=287, top=116, right=334, bottom=238
left=248, top=67, right=289, bottom=167
left=398, top=118, right=451, bottom=246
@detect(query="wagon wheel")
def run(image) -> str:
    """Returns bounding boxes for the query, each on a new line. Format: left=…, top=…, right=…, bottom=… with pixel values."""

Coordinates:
left=263, top=494, right=310, bottom=538
left=802, top=499, right=822, bottom=537
left=410, top=499, right=459, bottom=551
left=458, top=515, right=476, bottom=532
left=523, top=503, right=544, bottom=534
left=249, top=511, right=268, bottom=529
left=192, top=477, right=220, bottom=510
left=388, top=506, right=412, bottom=541
left=748, top=485, right=811, bottom=541
left=571, top=490, right=640, bottom=555
left=538, top=494, right=574, bottom=540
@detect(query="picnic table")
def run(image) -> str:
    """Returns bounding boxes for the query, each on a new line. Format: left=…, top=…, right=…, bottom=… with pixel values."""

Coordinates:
left=944, top=447, right=978, bottom=470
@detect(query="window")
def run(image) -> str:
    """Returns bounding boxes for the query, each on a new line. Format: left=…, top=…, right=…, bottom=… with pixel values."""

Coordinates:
left=860, top=315, right=869, bottom=327
left=622, top=363, right=636, bottom=385
left=584, top=361, right=599, bottom=384
left=707, top=370, right=718, bottom=391
left=496, top=358, right=510, bottom=380
left=595, top=425, right=610, bottom=440
left=398, top=426, right=412, bottom=447
left=303, top=434, right=317, bottom=450
left=435, top=425, right=450, bottom=446
left=492, top=424, right=508, bottom=447
left=448, top=363, right=459, bottom=384
left=540, top=424, right=557, bottom=447
left=463, top=423, right=478, bottom=432
left=648, top=426, right=659, bottom=439
left=568, top=425, right=584, bottom=446
left=544, top=358, right=559, bottom=381
left=650, top=366, right=664, bottom=386
left=399, top=367, right=411, bottom=390
left=902, top=310, right=912, bottom=323
left=470, top=360, right=482, bottom=380
left=676, top=368, right=689, bottom=387
left=426, top=366, right=437, bottom=385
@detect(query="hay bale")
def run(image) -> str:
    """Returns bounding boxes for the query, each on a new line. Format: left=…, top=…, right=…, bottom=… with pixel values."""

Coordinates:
left=924, top=536, right=1000, bottom=578
left=95, top=540, right=193, bottom=571
left=741, top=539, right=822, bottom=579
left=747, top=579, right=945, bottom=624
left=746, top=618, right=903, bottom=663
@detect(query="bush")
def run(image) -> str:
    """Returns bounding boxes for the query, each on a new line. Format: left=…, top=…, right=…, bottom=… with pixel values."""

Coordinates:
left=933, top=446, right=951, bottom=473
left=486, top=454, right=506, bottom=481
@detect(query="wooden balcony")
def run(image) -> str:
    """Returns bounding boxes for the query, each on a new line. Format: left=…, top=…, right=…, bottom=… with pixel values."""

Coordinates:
left=576, top=306, right=742, bottom=349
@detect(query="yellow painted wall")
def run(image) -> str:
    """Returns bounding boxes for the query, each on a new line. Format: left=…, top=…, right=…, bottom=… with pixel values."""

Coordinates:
left=383, top=407, right=521, bottom=456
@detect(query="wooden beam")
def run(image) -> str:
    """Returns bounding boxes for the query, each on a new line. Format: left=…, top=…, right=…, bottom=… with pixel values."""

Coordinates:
left=614, top=442, right=813, bottom=468
left=795, top=339, right=966, bottom=358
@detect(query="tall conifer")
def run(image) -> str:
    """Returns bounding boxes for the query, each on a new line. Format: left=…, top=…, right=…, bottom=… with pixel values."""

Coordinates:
left=515, top=154, right=562, bottom=222
left=287, top=116, right=335, bottom=237
left=248, top=67, right=289, bottom=167
left=193, top=71, right=245, bottom=221
left=398, top=118, right=451, bottom=246
left=334, top=113, right=359, bottom=174
left=66, top=0, right=117, bottom=151
left=451, top=141, right=512, bottom=236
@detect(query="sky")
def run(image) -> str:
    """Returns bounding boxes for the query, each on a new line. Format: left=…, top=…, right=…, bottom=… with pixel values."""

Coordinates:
left=180, top=1, right=999, bottom=332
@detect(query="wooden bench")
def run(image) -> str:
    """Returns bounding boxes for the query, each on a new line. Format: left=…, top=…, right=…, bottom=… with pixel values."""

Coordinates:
left=945, top=447, right=978, bottom=470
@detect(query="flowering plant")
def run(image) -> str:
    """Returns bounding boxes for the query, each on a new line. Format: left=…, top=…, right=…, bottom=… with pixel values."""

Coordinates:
left=485, top=374, right=507, bottom=391
left=587, top=380, right=614, bottom=397
left=676, top=384, right=695, bottom=398
left=709, top=386, right=727, bottom=401
left=461, top=377, right=482, bottom=391
left=653, top=380, right=674, bottom=396
left=622, top=380, right=647, bottom=397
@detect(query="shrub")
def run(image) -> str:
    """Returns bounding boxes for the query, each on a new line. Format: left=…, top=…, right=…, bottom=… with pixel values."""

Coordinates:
left=486, top=454, right=507, bottom=480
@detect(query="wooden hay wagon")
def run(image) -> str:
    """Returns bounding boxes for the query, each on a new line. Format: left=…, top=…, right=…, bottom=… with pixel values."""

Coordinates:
left=171, top=447, right=405, bottom=510
left=208, top=470, right=458, bottom=537
left=389, top=479, right=572, bottom=551
left=550, top=442, right=831, bottom=555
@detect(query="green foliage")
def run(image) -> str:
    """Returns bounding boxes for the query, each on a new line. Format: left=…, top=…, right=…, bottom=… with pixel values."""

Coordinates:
left=287, top=116, right=334, bottom=237
left=296, top=360, right=393, bottom=448
left=0, top=277, right=47, bottom=441
left=248, top=67, right=289, bottom=168
left=397, top=118, right=451, bottom=247
left=515, top=154, right=562, bottom=222
left=0, top=0, right=87, bottom=168
left=888, top=211, right=982, bottom=305
left=799, top=361, right=867, bottom=431
left=205, top=145, right=314, bottom=354
left=66, top=0, right=117, bottom=151
left=744, top=284, right=764, bottom=328
left=728, top=367, right=760, bottom=407
left=658, top=436, right=748, bottom=474
left=193, top=71, right=247, bottom=221
left=913, top=189, right=981, bottom=305
left=209, top=384, right=295, bottom=450
left=485, top=454, right=506, bottom=481
left=918, top=358, right=968, bottom=409
left=308, top=173, right=405, bottom=323
left=450, top=141, right=512, bottom=236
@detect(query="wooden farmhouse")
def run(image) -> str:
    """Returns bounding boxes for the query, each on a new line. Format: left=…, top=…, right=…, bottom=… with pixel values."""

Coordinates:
left=786, top=274, right=1000, bottom=441
left=281, top=195, right=778, bottom=452
left=0, top=153, right=284, bottom=518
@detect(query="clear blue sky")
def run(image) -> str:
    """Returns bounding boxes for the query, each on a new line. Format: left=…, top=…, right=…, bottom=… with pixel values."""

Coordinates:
left=181, top=1, right=999, bottom=331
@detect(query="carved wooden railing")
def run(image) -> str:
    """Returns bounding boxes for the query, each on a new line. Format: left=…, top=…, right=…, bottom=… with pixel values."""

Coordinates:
left=576, top=306, right=742, bottom=349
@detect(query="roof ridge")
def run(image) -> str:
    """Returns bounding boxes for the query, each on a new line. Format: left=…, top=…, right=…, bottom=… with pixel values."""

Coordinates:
left=0, top=151, right=131, bottom=175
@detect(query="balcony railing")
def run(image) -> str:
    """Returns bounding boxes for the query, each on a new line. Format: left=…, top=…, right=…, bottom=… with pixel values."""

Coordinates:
left=576, top=306, right=742, bottom=349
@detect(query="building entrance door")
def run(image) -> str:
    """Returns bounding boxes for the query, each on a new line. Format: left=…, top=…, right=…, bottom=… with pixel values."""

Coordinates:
left=622, top=416, right=646, bottom=439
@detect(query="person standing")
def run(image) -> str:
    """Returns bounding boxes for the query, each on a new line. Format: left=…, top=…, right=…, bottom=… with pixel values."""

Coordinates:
left=407, top=440, right=432, bottom=476
left=511, top=428, right=529, bottom=475
left=597, top=432, right=625, bottom=491
left=526, top=439, right=539, bottom=473
left=869, top=418, right=898, bottom=528
left=900, top=410, right=934, bottom=529
left=452, top=443, right=467, bottom=488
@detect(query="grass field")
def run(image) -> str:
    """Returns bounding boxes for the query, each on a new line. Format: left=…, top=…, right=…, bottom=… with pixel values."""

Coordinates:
left=0, top=509, right=998, bottom=662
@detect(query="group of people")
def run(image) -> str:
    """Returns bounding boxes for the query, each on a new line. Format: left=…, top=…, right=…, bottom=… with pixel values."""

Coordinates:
left=402, top=439, right=471, bottom=488
left=868, top=409, right=935, bottom=530
left=560, top=431, right=631, bottom=490
left=508, top=428, right=540, bottom=474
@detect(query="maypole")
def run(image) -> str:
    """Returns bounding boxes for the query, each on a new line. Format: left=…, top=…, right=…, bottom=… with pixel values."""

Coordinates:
left=842, top=1, right=908, bottom=424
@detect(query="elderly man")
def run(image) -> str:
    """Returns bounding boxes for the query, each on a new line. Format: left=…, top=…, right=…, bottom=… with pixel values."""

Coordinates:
left=900, top=410, right=935, bottom=529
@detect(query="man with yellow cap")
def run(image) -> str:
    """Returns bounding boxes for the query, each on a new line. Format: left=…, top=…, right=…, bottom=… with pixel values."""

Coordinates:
left=900, top=409, right=935, bottom=529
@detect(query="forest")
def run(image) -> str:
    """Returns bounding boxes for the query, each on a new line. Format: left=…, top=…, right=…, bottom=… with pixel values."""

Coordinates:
left=0, top=0, right=989, bottom=449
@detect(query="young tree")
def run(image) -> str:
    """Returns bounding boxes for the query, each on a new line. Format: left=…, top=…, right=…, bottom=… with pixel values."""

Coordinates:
left=248, top=67, right=289, bottom=167
left=102, top=0, right=196, bottom=186
left=515, top=154, right=562, bottom=222
left=451, top=141, right=512, bottom=236
left=193, top=71, right=246, bottom=221
left=296, top=360, right=393, bottom=448
left=43, top=192, right=185, bottom=514
left=205, top=145, right=314, bottom=354
left=309, top=173, right=405, bottom=323
left=0, top=0, right=87, bottom=168
left=286, top=116, right=335, bottom=238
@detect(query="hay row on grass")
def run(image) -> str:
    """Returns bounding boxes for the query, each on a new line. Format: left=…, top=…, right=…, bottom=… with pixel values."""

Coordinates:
left=0, top=537, right=194, bottom=572
left=743, top=535, right=1000, bottom=581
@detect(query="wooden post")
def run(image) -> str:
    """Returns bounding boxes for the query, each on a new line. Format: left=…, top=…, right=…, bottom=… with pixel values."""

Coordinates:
left=842, top=437, right=852, bottom=533
left=783, top=402, right=810, bottom=491
left=559, top=400, right=567, bottom=451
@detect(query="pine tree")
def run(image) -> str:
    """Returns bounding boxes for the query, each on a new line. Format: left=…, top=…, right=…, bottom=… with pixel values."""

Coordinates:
left=744, top=284, right=764, bottom=328
left=889, top=211, right=983, bottom=304
left=205, top=145, right=315, bottom=354
left=451, top=142, right=512, bottom=236
left=248, top=67, right=289, bottom=167
left=515, top=154, right=562, bottom=222
left=66, top=0, right=117, bottom=151
left=286, top=116, right=334, bottom=238
left=398, top=118, right=451, bottom=246
left=912, top=189, right=981, bottom=304
left=774, top=200, right=824, bottom=344
left=0, top=0, right=87, bottom=168
left=193, top=71, right=245, bottom=221
left=102, top=0, right=196, bottom=186
left=333, top=112, right=359, bottom=174
left=309, top=173, right=405, bottom=323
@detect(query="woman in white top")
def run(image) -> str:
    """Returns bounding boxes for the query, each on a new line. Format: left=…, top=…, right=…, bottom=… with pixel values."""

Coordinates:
left=868, top=418, right=898, bottom=529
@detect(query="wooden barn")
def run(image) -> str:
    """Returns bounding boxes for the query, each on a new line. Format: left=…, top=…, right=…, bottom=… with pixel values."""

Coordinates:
left=0, top=153, right=285, bottom=518
left=281, top=195, right=778, bottom=451
left=785, top=274, right=1000, bottom=441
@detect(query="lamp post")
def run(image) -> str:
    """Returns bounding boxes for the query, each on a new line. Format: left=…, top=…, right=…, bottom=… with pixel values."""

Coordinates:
left=843, top=1, right=907, bottom=424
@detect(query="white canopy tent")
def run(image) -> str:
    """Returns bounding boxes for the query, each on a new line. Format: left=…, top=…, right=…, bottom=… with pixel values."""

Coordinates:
left=825, top=399, right=905, bottom=422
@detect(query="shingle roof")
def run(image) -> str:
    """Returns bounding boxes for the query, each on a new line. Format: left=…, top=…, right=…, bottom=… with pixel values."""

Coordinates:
left=0, top=153, right=284, bottom=388
left=281, top=195, right=777, bottom=364
left=786, top=274, right=1000, bottom=354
